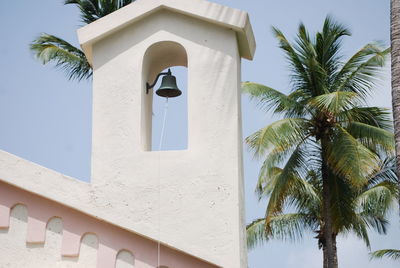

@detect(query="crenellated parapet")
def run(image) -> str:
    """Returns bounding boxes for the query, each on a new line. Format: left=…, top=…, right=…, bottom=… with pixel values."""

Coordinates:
left=0, top=181, right=219, bottom=268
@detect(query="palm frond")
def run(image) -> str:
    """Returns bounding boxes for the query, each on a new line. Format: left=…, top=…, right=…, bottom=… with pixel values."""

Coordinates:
left=327, top=170, right=358, bottom=233
left=265, top=143, right=309, bottom=219
left=346, top=122, right=395, bottom=154
left=30, top=34, right=92, bottom=81
left=369, top=157, right=398, bottom=186
left=357, top=183, right=395, bottom=231
left=359, top=213, right=389, bottom=236
left=358, top=158, right=398, bottom=217
left=245, top=118, right=310, bottom=158
left=272, top=27, right=313, bottom=98
left=265, top=213, right=315, bottom=242
left=242, top=82, right=307, bottom=116
left=308, top=91, right=360, bottom=115
left=64, top=0, right=135, bottom=24
left=246, top=213, right=316, bottom=251
left=345, top=214, right=371, bottom=248
left=315, top=16, right=350, bottom=78
left=246, top=218, right=268, bottom=249
left=255, top=165, right=282, bottom=198
left=333, top=43, right=386, bottom=94
left=255, top=139, right=320, bottom=199
left=338, top=106, right=393, bottom=131
left=295, top=23, right=328, bottom=96
left=286, top=173, right=321, bottom=214
left=336, top=46, right=389, bottom=97
left=325, top=126, right=379, bottom=187
left=370, top=249, right=400, bottom=261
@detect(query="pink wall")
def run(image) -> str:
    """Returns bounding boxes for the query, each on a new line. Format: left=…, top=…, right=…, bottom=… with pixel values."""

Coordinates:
left=0, top=181, right=219, bottom=268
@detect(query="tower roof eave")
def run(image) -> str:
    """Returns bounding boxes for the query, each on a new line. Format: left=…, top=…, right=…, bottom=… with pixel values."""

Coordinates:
left=77, top=0, right=256, bottom=64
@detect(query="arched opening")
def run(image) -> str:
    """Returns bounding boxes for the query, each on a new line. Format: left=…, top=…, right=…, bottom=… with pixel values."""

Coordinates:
left=151, top=66, right=187, bottom=151
left=44, top=217, right=63, bottom=250
left=3, top=204, right=27, bottom=243
left=142, top=41, right=188, bottom=151
left=62, top=233, right=98, bottom=265
left=116, top=249, right=135, bottom=268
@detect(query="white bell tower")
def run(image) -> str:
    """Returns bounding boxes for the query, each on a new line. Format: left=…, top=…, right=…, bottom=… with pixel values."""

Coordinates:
left=78, top=0, right=256, bottom=267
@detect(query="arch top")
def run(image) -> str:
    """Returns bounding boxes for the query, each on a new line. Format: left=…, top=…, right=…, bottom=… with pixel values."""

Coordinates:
left=116, top=249, right=135, bottom=268
left=143, top=41, right=188, bottom=83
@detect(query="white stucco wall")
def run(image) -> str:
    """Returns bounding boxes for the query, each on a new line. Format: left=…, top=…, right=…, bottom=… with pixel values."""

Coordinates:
left=89, top=9, right=246, bottom=267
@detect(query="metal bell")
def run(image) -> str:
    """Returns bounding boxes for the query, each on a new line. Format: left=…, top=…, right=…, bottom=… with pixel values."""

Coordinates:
left=155, top=74, right=182, bottom=98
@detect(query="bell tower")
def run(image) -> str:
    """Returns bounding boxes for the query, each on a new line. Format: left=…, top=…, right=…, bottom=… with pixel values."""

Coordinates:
left=78, top=0, right=256, bottom=267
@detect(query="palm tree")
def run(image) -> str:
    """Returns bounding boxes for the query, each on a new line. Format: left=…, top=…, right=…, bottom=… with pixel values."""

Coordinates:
left=391, top=0, right=400, bottom=179
left=371, top=249, right=400, bottom=261
left=30, top=0, right=135, bottom=81
left=243, top=17, right=393, bottom=268
left=369, top=2, right=400, bottom=265
left=247, top=157, right=398, bottom=267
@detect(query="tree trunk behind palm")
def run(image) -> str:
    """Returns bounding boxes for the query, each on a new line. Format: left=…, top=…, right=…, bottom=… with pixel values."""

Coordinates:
left=391, top=0, right=400, bottom=178
left=321, top=139, right=338, bottom=268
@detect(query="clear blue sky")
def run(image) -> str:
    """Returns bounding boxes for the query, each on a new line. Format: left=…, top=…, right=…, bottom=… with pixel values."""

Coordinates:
left=0, top=1, right=399, bottom=267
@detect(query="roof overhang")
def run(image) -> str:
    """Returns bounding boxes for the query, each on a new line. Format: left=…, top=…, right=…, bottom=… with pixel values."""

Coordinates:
left=77, top=0, right=256, bottom=64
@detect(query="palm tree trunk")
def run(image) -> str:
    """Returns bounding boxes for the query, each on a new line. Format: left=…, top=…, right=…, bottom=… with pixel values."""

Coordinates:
left=332, top=234, right=338, bottom=267
left=321, top=139, right=338, bottom=268
left=323, top=246, right=328, bottom=268
left=322, top=234, right=338, bottom=268
left=391, top=0, right=400, bottom=179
